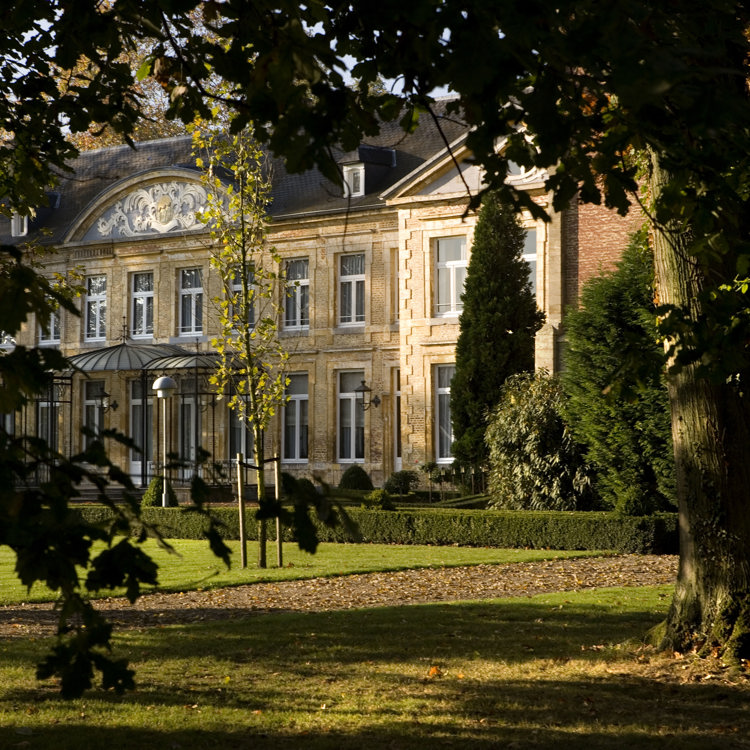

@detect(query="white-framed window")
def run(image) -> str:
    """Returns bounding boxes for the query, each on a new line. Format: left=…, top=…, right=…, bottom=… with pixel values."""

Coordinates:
left=131, top=272, right=154, bottom=338
left=1, top=411, right=14, bottom=437
left=284, top=258, right=310, bottom=330
left=283, top=373, right=309, bottom=462
left=37, top=399, right=59, bottom=452
left=10, top=213, right=27, bottom=238
left=38, top=300, right=61, bottom=346
left=85, top=275, right=107, bottom=341
left=339, top=253, right=365, bottom=326
left=83, top=380, right=105, bottom=450
left=178, top=381, right=201, bottom=479
left=179, top=268, right=203, bottom=336
left=338, top=370, right=365, bottom=462
left=435, top=364, right=455, bottom=463
left=435, top=236, right=467, bottom=316
left=343, top=164, right=365, bottom=197
left=129, top=379, right=153, bottom=467
left=229, top=265, right=256, bottom=330
left=229, top=405, right=253, bottom=463
left=523, top=227, right=538, bottom=298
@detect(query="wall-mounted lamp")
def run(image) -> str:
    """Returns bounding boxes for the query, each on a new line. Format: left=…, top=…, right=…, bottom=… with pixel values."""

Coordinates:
left=96, top=390, right=118, bottom=412
left=354, top=379, right=381, bottom=411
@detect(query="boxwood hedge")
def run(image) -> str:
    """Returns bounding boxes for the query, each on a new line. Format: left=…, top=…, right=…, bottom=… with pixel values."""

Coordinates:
left=70, top=506, right=677, bottom=554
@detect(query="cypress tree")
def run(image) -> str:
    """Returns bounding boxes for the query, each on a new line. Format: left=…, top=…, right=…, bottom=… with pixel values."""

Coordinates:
left=562, top=229, right=676, bottom=514
left=451, top=194, right=545, bottom=471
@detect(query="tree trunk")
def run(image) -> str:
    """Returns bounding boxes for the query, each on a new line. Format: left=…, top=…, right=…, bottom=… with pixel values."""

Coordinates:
left=651, top=152, right=750, bottom=659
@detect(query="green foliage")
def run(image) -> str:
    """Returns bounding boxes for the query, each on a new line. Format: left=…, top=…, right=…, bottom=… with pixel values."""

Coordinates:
left=383, top=470, right=420, bottom=497
left=72, top=505, right=678, bottom=554
left=140, top=476, right=178, bottom=508
left=338, top=465, right=374, bottom=491
left=2, top=0, right=749, bottom=686
left=318, top=509, right=677, bottom=553
left=362, top=489, right=395, bottom=511
left=194, top=121, right=287, bottom=433
left=273, top=473, right=360, bottom=554
left=3, top=1, right=750, bottom=376
left=430, top=494, right=489, bottom=509
left=0, top=426, right=230, bottom=698
left=562, top=231, right=676, bottom=514
left=486, top=372, right=595, bottom=511
left=193, top=122, right=288, bottom=568
left=451, top=194, right=545, bottom=469
left=419, top=461, right=441, bottom=484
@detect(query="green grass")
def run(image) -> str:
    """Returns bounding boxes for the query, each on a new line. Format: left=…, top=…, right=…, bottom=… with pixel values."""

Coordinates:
left=0, top=542, right=600, bottom=604
left=2, top=585, right=749, bottom=749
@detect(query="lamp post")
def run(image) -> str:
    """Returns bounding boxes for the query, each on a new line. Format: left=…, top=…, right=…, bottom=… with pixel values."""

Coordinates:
left=153, top=375, right=177, bottom=508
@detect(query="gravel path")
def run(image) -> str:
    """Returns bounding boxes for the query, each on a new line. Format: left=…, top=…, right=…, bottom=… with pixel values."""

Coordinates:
left=0, top=554, right=678, bottom=639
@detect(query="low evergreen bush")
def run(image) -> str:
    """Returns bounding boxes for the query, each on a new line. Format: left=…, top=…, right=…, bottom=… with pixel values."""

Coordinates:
left=362, top=488, right=395, bottom=511
left=338, top=465, right=374, bottom=491
left=141, top=476, right=178, bottom=507
left=383, top=469, right=419, bottom=497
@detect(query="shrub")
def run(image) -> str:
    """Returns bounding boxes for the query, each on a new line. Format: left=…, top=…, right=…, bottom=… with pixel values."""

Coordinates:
left=562, top=229, right=676, bottom=514
left=486, top=371, right=595, bottom=511
left=383, top=470, right=419, bottom=497
left=281, top=472, right=318, bottom=498
left=451, top=194, right=545, bottom=470
left=141, top=475, right=178, bottom=507
left=338, top=465, right=374, bottom=491
left=362, top=489, right=395, bottom=511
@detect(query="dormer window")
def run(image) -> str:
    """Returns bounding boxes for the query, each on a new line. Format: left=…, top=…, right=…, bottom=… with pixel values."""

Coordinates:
left=10, top=213, right=27, bottom=237
left=343, top=164, right=365, bottom=197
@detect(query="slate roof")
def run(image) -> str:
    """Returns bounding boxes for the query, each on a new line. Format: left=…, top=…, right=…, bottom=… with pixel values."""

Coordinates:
left=0, top=99, right=469, bottom=245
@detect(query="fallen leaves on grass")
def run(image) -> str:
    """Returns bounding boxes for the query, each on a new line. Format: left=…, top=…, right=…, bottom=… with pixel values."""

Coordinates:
left=0, top=555, right=678, bottom=637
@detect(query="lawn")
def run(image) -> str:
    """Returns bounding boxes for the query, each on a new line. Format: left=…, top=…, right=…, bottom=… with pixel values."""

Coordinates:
left=2, top=585, right=749, bottom=749
left=0, top=541, right=600, bottom=604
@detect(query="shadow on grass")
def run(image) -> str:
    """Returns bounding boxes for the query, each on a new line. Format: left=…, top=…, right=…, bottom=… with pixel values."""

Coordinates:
left=2, top=590, right=749, bottom=749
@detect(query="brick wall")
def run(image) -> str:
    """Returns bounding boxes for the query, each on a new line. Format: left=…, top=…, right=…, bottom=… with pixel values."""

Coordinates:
left=562, top=199, right=645, bottom=309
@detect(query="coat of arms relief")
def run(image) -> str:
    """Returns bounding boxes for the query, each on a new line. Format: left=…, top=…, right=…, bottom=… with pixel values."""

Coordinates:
left=88, top=182, right=209, bottom=239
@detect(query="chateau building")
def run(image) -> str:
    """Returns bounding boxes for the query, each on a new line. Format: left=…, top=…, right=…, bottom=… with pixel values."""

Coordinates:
left=0, top=107, right=641, bottom=490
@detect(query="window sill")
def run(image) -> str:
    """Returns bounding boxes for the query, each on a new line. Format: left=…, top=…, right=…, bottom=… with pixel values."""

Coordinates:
left=433, top=312, right=461, bottom=321
left=282, top=328, right=310, bottom=336
left=170, top=335, right=209, bottom=345
left=334, top=325, right=365, bottom=334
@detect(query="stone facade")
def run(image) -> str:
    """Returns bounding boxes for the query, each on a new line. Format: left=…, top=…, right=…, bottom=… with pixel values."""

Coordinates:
left=1, top=113, right=640, bottom=490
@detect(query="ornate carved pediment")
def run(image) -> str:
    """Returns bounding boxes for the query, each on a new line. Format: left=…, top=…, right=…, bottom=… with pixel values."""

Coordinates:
left=83, top=181, right=208, bottom=240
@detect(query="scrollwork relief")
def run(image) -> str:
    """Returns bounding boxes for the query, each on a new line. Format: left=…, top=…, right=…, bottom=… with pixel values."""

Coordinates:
left=87, top=182, right=208, bottom=240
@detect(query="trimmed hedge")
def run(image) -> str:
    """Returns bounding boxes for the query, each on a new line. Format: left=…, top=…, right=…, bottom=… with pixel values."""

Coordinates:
left=428, top=494, right=489, bottom=509
left=69, top=506, right=677, bottom=554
